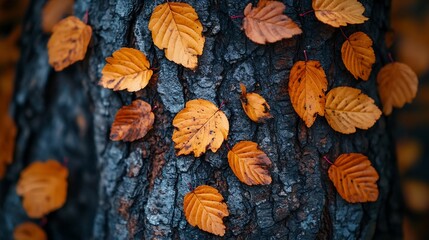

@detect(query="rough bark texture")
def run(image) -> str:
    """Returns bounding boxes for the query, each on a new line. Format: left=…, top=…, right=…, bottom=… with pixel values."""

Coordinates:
left=0, top=0, right=402, bottom=239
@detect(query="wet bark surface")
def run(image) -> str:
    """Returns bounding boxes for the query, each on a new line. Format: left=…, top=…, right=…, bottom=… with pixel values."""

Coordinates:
left=0, top=0, right=402, bottom=239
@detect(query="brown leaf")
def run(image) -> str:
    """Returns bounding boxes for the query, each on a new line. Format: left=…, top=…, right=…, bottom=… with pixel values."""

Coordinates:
left=42, top=0, right=74, bottom=33
left=110, top=100, right=155, bottom=142
left=239, top=83, right=272, bottom=123
left=312, top=0, right=368, bottom=27
left=0, top=114, right=17, bottom=179
left=13, top=222, right=47, bottom=240
left=402, top=180, right=429, bottom=212
left=341, top=31, right=375, bottom=80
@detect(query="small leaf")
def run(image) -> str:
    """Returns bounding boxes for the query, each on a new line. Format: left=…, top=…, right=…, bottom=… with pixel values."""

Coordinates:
left=328, top=153, right=379, bottom=203
left=172, top=99, right=229, bottom=157
left=325, top=87, right=381, bottom=134
left=239, top=83, right=272, bottom=123
left=16, top=160, right=68, bottom=218
left=148, top=2, right=205, bottom=69
left=110, top=99, right=155, bottom=142
left=99, top=48, right=154, bottom=92
left=14, top=222, right=47, bottom=240
left=42, top=0, right=74, bottom=33
left=377, top=62, right=418, bottom=115
left=228, top=141, right=272, bottom=185
left=288, top=60, right=328, bottom=127
left=183, top=185, right=229, bottom=236
left=0, top=114, right=17, bottom=179
left=341, top=31, right=375, bottom=80
left=312, top=0, right=368, bottom=27
left=47, top=16, right=92, bottom=71
left=242, top=1, right=302, bottom=44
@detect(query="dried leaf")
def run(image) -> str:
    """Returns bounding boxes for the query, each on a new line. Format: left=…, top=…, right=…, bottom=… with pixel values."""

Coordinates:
left=110, top=100, right=155, bottom=142
left=341, top=31, right=375, bottom=80
left=148, top=2, right=205, bottom=69
left=239, top=83, right=272, bottom=123
left=172, top=99, right=229, bottom=157
left=325, top=87, right=381, bottom=134
left=403, top=180, right=429, bottom=212
left=228, top=141, right=272, bottom=185
left=288, top=60, right=328, bottom=127
left=312, top=0, right=368, bottom=27
left=47, top=16, right=92, bottom=71
left=99, top=48, right=153, bottom=92
left=42, top=0, right=74, bottom=33
left=396, top=139, right=422, bottom=175
left=377, top=62, right=418, bottom=115
left=0, top=26, right=20, bottom=67
left=16, top=160, right=68, bottom=218
left=0, top=114, right=17, bottom=179
left=242, top=1, right=302, bottom=44
left=183, top=185, right=229, bottom=236
left=328, top=153, right=379, bottom=203
left=13, top=222, right=47, bottom=240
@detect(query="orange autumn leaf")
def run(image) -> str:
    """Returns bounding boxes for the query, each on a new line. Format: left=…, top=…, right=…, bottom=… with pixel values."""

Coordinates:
left=239, top=83, right=272, bottom=123
left=228, top=141, right=272, bottom=185
left=312, top=0, right=368, bottom=27
left=0, top=114, right=17, bottom=179
left=242, top=1, right=302, bottom=44
left=16, top=160, right=68, bottom=218
left=341, top=31, right=375, bottom=80
left=99, top=48, right=153, bottom=92
left=110, top=100, right=155, bottom=142
left=288, top=60, right=328, bottom=127
left=47, top=16, right=92, bottom=71
left=13, top=222, right=47, bottom=240
left=325, top=87, right=381, bottom=134
left=183, top=185, right=229, bottom=236
left=148, top=2, right=205, bottom=69
left=402, top=180, right=429, bottom=212
left=328, top=153, right=379, bottom=203
left=377, top=62, right=418, bottom=115
left=42, top=0, right=74, bottom=33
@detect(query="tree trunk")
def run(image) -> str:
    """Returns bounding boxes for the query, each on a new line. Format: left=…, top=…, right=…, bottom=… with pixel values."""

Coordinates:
left=0, top=0, right=402, bottom=239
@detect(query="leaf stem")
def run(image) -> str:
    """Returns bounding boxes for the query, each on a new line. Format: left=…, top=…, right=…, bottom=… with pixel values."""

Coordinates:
left=299, top=9, right=314, bottom=17
left=40, top=217, right=48, bottom=226
left=339, top=27, right=349, bottom=40
left=230, top=15, right=244, bottom=19
left=219, top=100, right=227, bottom=109
left=303, top=50, right=308, bottom=62
left=225, top=142, right=232, bottom=151
left=83, top=10, right=89, bottom=24
left=388, top=52, right=394, bottom=63
left=323, top=155, right=334, bottom=165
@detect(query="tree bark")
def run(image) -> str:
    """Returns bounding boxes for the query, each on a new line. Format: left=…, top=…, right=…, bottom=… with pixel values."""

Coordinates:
left=0, top=0, right=402, bottom=239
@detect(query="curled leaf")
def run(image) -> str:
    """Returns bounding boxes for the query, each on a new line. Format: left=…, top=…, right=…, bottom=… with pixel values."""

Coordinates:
left=341, top=31, right=375, bottom=80
left=14, top=222, right=47, bottom=240
left=239, top=83, right=272, bottom=123
left=312, top=0, right=368, bottom=27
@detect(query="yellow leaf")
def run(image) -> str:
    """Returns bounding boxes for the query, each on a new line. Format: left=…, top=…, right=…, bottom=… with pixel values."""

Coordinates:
left=42, top=0, right=74, bottom=33
left=325, top=87, right=381, bottom=134
left=377, top=62, right=418, bottom=115
left=242, top=1, right=302, bottom=44
left=47, top=16, right=92, bottom=71
left=312, top=0, right=368, bottom=27
left=183, top=185, right=229, bottom=236
left=16, top=160, right=68, bottom=218
left=288, top=60, right=328, bottom=127
left=14, top=222, right=47, bottom=240
left=172, top=99, right=229, bottom=157
left=228, top=141, right=272, bottom=185
left=239, top=83, right=272, bottom=123
left=341, top=31, right=375, bottom=80
left=148, top=2, right=205, bottom=69
left=99, top=48, right=153, bottom=92
left=0, top=114, right=17, bottom=179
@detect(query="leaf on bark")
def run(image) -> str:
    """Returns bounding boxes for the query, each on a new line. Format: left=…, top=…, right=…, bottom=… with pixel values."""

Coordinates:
left=16, top=160, right=68, bottom=218
left=184, top=185, right=229, bottom=236
left=325, top=87, right=381, bottom=134
left=110, top=99, right=155, bottom=142
left=328, top=153, right=379, bottom=203
left=228, top=141, right=272, bottom=185
left=14, top=222, right=47, bottom=240
left=288, top=60, right=328, bottom=127
left=172, top=99, right=229, bottom=157
left=377, top=62, right=418, bottom=115
left=0, top=114, right=17, bottom=179
left=47, top=16, right=92, bottom=71
left=99, top=48, right=153, bottom=92
left=148, top=2, right=205, bottom=69
left=242, top=1, right=302, bottom=44
left=42, top=0, right=74, bottom=33
left=312, top=0, right=368, bottom=27
left=341, top=31, right=375, bottom=80
left=239, top=83, right=272, bottom=123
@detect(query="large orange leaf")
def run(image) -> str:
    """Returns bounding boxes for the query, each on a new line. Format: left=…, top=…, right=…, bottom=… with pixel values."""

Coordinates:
left=110, top=99, right=155, bottom=142
left=0, top=114, right=17, bottom=179
left=172, top=99, right=229, bottom=157
left=239, top=83, right=272, bottom=123
left=242, top=1, right=302, bottom=44
left=148, top=2, right=205, bottom=69
left=13, top=222, right=47, bottom=240
left=16, top=160, right=68, bottom=218
left=312, top=0, right=368, bottom=27
left=325, top=87, right=381, bottom=134
left=288, top=60, right=328, bottom=127
left=99, top=48, right=153, bottom=92
left=183, top=185, right=229, bottom=236
left=328, top=153, right=379, bottom=203
left=341, top=31, right=375, bottom=80
left=42, top=0, right=74, bottom=33
left=47, top=16, right=92, bottom=71
left=377, top=62, right=418, bottom=115
left=228, top=141, right=272, bottom=185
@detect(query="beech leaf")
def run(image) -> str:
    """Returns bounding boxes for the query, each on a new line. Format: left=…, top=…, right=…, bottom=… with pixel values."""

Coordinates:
left=14, top=222, right=47, bottom=240
left=341, top=31, right=375, bottom=80
left=0, top=114, right=17, bottom=179
left=312, top=0, right=368, bottom=27
left=239, top=83, right=272, bottom=123
left=42, top=0, right=74, bottom=33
